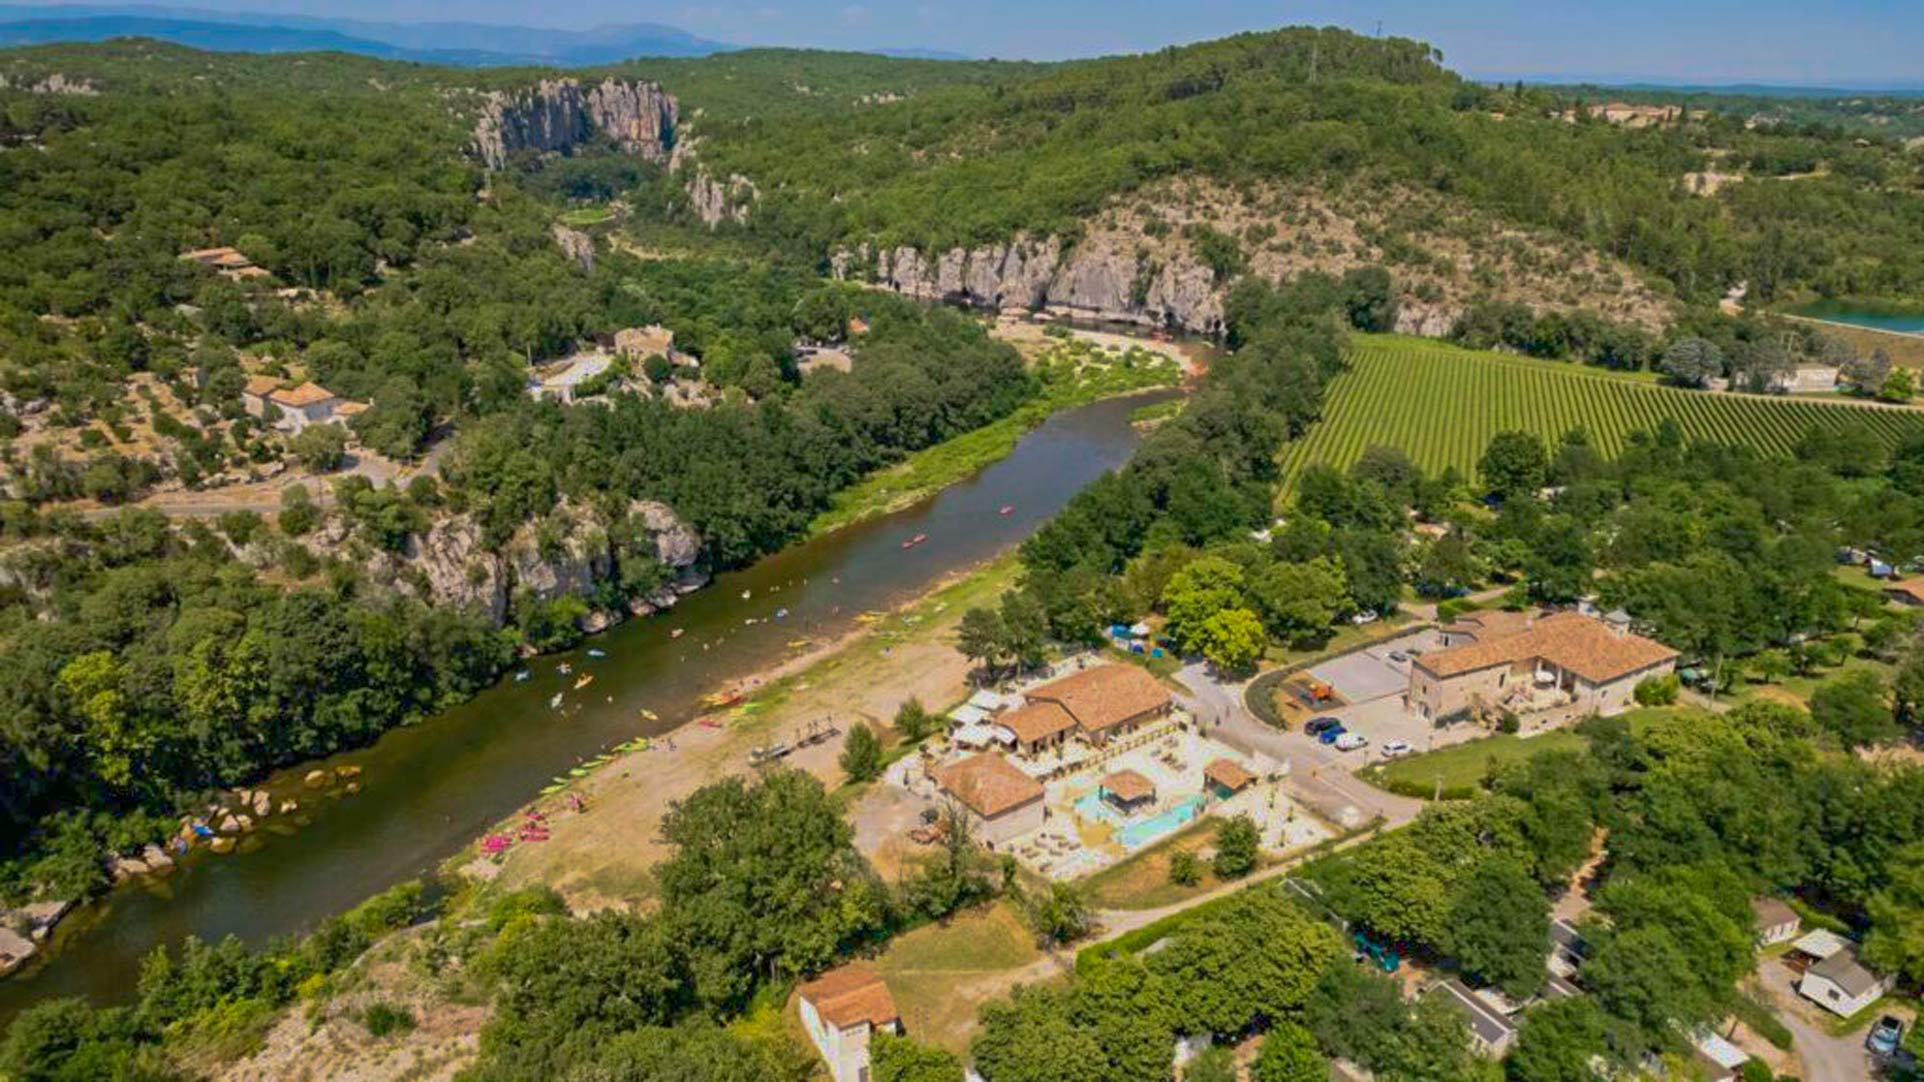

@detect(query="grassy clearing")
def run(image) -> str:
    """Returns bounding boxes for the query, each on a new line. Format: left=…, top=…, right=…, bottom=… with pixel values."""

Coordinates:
left=805, top=344, right=1179, bottom=539
left=557, top=206, right=617, bottom=226
left=1361, top=730, right=1586, bottom=796
left=874, top=901, right=1044, bottom=1054
left=1278, top=335, right=1924, bottom=492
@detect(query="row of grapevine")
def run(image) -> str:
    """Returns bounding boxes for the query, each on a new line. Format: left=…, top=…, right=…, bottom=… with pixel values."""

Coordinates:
left=1278, top=338, right=1924, bottom=491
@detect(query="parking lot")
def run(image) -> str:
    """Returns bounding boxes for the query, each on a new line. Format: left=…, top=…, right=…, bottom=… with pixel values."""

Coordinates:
left=1298, top=629, right=1469, bottom=766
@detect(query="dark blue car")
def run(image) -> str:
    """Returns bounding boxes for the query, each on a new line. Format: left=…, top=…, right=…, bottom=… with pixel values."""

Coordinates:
left=1317, top=723, right=1347, bottom=745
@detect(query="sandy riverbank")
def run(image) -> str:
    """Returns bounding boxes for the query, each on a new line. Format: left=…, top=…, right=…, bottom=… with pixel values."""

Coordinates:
left=462, top=553, right=1021, bottom=911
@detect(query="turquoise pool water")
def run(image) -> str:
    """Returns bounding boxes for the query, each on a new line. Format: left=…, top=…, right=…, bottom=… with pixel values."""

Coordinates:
left=1075, top=792, right=1206, bottom=850
left=1792, top=301, right=1924, bottom=335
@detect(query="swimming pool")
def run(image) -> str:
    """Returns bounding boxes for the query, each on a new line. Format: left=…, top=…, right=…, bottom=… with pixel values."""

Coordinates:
left=1075, top=792, right=1206, bottom=851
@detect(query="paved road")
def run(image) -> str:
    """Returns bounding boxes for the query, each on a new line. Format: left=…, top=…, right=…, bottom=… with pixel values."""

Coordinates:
left=1174, top=662, right=1424, bottom=830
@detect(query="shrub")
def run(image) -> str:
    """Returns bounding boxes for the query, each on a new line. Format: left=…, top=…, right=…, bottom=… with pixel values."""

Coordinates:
left=1212, top=815, right=1260, bottom=879
left=361, top=1001, right=416, bottom=1038
left=1169, top=850, right=1203, bottom=886
left=1634, top=673, right=1680, bottom=706
left=839, top=723, right=883, bottom=783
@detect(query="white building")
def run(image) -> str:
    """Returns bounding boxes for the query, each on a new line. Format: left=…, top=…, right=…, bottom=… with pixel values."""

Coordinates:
left=241, top=377, right=347, bottom=433
left=1798, top=943, right=1893, bottom=1018
left=797, top=963, right=901, bottom=1082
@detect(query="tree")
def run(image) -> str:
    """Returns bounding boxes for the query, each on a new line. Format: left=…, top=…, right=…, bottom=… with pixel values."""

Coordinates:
left=1863, top=842, right=1924, bottom=985
left=1021, top=881, right=1092, bottom=947
left=655, top=771, right=887, bottom=1011
left=1657, top=336, right=1724, bottom=388
left=1506, top=997, right=1609, bottom=1082
left=1253, top=1023, right=1325, bottom=1082
left=957, top=606, right=1006, bottom=679
left=1809, top=669, right=1898, bottom=749
left=1251, top=558, right=1348, bottom=645
left=870, top=1031, right=964, bottom=1082
left=1197, top=607, right=1266, bottom=674
left=793, top=288, right=852, bottom=343
left=1445, top=857, right=1549, bottom=998
left=1880, top=367, right=1915, bottom=404
left=1212, top=814, right=1260, bottom=879
left=840, top=722, right=883, bottom=783
left=1184, top=1045, right=1237, bottom=1082
left=288, top=423, right=347, bottom=471
left=1168, top=850, right=1203, bottom=886
left=1841, top=345, right=1893, bottom=394
left=1478, top=431, right=1548, bottom=503
left=999, top=591, right=1050, bottom=672
left=1162, top=556, right=1247, bottom=654
left=893, top=698, right=939, bottom=744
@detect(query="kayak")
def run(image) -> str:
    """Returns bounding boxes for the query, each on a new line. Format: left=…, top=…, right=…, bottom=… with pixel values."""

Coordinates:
left=574, top=674, right=594, bottom=690
left=587, top=648, right=606, bottom=659
left=999, top=506, right=1014, bottom=515
left=549, top=693, right=564, bottom=710
left=514, top=670, right=531, bottom=682
left=639, top=709, right=659, bottom=721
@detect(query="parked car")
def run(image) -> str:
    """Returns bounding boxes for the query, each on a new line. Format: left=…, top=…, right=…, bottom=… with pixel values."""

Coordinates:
left=1381, top=739, right=1413, bottom=758
left=1350, top=610, right=1380, bottom=626
left=1335, top=732, right=1368, bottom=751
left=1387, top=650, right=1411, bottom=664
left=1317, top=724, right=1348, bottom=745
left=1305, top=716, right=1342, bottom=735
left=1868, top=1016, right=1904, bottom=1057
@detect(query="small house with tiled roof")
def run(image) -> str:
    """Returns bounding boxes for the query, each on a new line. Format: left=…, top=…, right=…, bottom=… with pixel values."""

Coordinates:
left=934, top=752, right=1044, bottom=845
left=797, top=963, right=900, bottom=1082
left=1406, top=612, right=1676, bottom=723
left=1023, top=664, right=1172, bottom=744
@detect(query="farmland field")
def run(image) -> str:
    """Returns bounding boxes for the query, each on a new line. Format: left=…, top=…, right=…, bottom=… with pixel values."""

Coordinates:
left=1278, top=335, right=1924, bottom=489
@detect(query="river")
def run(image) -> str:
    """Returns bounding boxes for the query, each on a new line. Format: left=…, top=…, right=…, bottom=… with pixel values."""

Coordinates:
left=1791, top=300, right=1924, bottom=335
left=0, top=388, right=1174, bottom=1026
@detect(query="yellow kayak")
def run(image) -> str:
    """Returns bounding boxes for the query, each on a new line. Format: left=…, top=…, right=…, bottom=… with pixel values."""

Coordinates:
left=574, top=674, right=594, bottom=690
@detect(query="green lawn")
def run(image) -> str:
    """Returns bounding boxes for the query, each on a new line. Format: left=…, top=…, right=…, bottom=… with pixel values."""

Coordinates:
left=1362, top=729, right=1587, bottom=796
left=557, top=206, right=617, bottom=226
left=1279, top=335, right=1924, bottom=492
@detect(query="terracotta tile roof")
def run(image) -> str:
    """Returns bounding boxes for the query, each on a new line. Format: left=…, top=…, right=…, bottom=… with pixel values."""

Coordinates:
left=1440, top=609, right=1536, bottom=642
left=1885, top=578, right=1924, bottom=603
left=1027, top=664, right=1171, bottom=734
left=242, top=375, right=281, bottom=398
left=1413, top=612, right=1676, bottom=685
left=334, top=401, right=369, bottom=417
left=268, top=382, right=338, bottom=407
left=1100, top=769, right=1155, bottom=803
left=1204, top=758, right=1255, bottom=792
left=999, top=701, right=1076, bottom=745
left=936, top=753, right=1043, bottom=818
left=798, top=963, right=898, bottom=1030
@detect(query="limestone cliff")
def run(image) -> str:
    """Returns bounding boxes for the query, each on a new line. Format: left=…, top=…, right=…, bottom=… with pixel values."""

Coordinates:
left=836, top=234, right=1226, bottom=335
left=473, top=78, right=677, bottom=170
left=834, top=177, right=1672, bottom=338
left=299, top=497, right=707, bottom=631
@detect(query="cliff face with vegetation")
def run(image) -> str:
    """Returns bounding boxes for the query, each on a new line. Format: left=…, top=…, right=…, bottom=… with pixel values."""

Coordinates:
left=472, top=77, right=677, bottom=169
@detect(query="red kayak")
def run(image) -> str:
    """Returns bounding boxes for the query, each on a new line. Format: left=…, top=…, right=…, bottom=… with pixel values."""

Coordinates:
left=999, top=506, right=1014, bottom=515
left=901, top=533, right=928, bottom=549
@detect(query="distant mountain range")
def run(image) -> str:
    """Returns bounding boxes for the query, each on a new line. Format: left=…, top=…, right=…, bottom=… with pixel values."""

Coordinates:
left=0, top=4, right=972, bottom=65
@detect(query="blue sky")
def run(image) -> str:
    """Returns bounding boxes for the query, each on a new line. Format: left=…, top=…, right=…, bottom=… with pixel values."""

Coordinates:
left=18, top=0, right=1924, bottom=85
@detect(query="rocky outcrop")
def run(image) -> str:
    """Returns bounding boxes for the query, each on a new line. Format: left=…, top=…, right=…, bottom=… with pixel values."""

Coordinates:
left=841, top=234, right=1226, bottom=334
left=473, top=78, right=676, bottom=170
left=551, top=223, right=596, bottom=273
left=686, top=167, right=757, bottom=227
left=0, top=72, right=98, bottom=95
left=301, top=495, right=707, bottom=633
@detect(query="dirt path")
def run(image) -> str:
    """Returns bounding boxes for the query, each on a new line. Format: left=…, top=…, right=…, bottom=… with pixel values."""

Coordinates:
left=475, top=557, right=1017, bottom=911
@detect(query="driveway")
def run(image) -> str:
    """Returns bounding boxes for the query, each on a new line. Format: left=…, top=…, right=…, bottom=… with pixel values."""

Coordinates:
left=1174, top=662, right=1423, bottom=830
left=1754, top=957, right=1886, bottom=1082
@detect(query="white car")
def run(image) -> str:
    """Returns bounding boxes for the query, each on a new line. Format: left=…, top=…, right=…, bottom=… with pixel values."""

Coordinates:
left=1381, top=739, right=1413, bottom=758
left=1350, top=610, right=1380, bottom=626
left=1334, top=732, right=1369, bottom=751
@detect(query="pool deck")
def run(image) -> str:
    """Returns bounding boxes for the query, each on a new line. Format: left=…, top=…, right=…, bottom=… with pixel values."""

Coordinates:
left=1002, top=720, right=1322, bottom=880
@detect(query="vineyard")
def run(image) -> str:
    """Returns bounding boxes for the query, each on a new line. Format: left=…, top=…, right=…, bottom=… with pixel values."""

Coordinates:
left=1278, top=336, right=1924, bottom=489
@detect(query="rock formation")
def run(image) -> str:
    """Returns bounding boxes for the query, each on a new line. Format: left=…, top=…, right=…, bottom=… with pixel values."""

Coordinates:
left=551, top=222, right=596, bottom=273
left=685, top=167, right=757, bottom=227
left=838, top=234, right=1227, bottom=335
left=472, top=78, right=677, bottom=170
